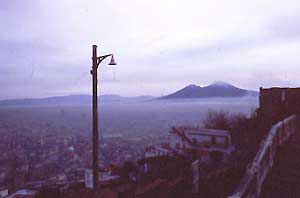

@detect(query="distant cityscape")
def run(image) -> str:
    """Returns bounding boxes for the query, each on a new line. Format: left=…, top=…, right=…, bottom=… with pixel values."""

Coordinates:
left=2, top=84, right=299, bottom=198
left=0, top=83, right=258, bottom=198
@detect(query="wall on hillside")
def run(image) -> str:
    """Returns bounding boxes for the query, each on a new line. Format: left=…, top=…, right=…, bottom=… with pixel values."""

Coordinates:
left=259, top=87, right=300, bottom=124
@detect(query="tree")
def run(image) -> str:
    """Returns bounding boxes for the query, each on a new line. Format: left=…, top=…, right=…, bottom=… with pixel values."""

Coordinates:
left=202, top=110, right=231, bottom=130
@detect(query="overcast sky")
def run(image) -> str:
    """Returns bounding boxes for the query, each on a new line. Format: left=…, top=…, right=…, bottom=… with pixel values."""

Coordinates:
left=1, top=0, right=300, bottom=99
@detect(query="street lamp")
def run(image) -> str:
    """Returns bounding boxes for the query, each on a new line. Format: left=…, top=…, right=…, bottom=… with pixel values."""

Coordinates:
left=90, top=45, right=117, bottom=190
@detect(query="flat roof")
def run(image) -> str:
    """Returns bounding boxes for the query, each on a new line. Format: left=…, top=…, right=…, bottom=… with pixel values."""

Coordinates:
left=260, top=87, right=300, bottom=91
left=185, top=128, right=230, bottom=136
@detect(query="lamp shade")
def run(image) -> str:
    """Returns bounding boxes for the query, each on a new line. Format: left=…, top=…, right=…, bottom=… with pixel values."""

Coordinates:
left=108, top=55, right=117, bottom=65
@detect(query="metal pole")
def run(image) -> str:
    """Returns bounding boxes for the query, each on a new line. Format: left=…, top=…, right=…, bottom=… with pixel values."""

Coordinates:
left=92, top=45, right=99, bottom=190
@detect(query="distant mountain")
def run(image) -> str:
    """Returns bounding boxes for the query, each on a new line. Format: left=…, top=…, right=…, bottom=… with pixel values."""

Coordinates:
left=0, top=94, right=154, bottom=106
left=161, top=81, right=258, bottom=99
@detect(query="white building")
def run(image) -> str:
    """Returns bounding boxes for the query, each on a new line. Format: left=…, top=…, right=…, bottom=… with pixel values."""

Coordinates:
left=0, top=189, right=8, bottom=198
left=85, top=169, right=120, bottom=189
left=145, top=146, right=171, bottom=158
left=169, top=126, right=235, bottom=161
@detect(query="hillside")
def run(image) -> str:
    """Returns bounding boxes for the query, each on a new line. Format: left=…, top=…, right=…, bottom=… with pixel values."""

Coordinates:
left=0, top=95, right=154, bottom=106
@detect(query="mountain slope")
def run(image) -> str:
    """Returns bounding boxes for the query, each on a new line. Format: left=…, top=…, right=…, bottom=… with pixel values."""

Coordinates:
left=0, top=95, right=154, bottom=106
left=162, top=81, right=258, bottom=99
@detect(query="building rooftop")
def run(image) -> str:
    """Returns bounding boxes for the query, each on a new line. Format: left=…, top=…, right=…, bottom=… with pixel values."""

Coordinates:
left=171, top=126, right=230, bottom=137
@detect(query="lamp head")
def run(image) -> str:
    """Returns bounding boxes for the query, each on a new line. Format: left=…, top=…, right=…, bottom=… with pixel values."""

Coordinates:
left=108, top=55, right=117, bottom=65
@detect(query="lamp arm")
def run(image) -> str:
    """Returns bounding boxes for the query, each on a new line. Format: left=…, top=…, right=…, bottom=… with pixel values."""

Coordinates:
left=97, top=54, right=113, bottom=66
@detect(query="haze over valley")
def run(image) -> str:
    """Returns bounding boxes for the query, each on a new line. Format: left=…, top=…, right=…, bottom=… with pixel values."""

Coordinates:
left=0, top=83, right=258, bottom=167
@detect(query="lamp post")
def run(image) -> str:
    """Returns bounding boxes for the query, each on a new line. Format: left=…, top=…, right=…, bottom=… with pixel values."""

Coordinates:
left=90, top=45, right=116, bottom=190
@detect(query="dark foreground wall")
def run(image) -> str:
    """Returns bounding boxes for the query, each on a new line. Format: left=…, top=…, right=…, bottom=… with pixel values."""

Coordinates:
left=259, top=87, right=300, bottom=124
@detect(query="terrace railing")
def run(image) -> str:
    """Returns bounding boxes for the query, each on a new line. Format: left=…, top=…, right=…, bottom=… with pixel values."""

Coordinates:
left=228, top=114, right=298, bottom=198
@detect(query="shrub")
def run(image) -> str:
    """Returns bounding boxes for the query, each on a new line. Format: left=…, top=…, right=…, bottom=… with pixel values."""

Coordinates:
left=202, top=110, right=231, bottom=130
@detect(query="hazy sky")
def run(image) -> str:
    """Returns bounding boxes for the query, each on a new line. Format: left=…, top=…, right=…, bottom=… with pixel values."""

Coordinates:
left=1, top=0, right=300, bottom=99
